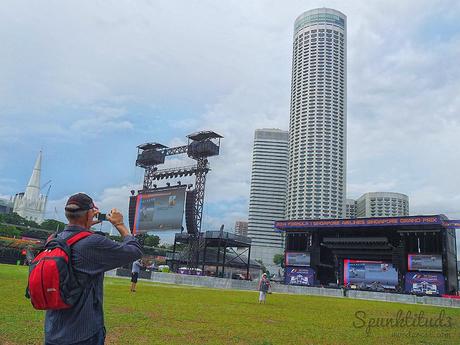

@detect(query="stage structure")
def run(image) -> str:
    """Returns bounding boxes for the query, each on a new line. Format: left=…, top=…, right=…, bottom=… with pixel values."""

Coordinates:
left=129, top=131, right=223, bottom=268
left=168, top=229, right=255, bottom=280
left=275, top=215, right=459, bottom=296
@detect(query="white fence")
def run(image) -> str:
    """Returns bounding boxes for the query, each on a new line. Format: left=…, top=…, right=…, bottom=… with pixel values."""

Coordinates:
left=106, top=270, right=460, bottom=308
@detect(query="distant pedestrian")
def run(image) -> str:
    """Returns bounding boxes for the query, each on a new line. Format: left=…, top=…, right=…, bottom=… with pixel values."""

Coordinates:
left=131, top=259, right=143, bottom=292
left=258, top=273, right=271, bottom=304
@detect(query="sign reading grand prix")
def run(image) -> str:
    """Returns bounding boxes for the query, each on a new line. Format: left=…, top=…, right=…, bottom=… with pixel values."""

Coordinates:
left=274, top=215, right=460, bottom=230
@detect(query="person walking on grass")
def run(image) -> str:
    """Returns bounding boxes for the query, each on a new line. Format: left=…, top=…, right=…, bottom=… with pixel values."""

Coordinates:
left=258, top=273, right=271, bottom=304
left=130, top=259, right=143, bottom=292
left=44, top=193, right=142, bottom=345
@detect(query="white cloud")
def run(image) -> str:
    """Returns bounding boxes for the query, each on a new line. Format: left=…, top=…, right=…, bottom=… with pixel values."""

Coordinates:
left=44, top=196, right=69, bottom=222
left=44, top=184, right=140, bottom=233
left=69, top=105, right=134, bottom=135
left=347, top=181, right=399, bottom=199
left=1, top=0, right=460, bottom=241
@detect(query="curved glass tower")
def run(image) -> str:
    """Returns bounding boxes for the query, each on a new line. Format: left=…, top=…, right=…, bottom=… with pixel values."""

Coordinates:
left=286, top=8, right=347, bottom=219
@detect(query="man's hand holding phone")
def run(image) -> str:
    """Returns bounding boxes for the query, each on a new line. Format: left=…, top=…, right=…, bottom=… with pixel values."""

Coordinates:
left=97, top=213, right=107, bottom=221
left=107, top=208, right=130, bottom=238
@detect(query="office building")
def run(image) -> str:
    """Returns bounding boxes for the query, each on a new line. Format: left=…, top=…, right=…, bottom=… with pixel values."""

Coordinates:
left=345, top=199, right=357, bottom=219
left=234, top=221, right=248, bottom=237
left=247, top=129, right=289, bottom=268
left=0, top=198, right=13, bottom=214
left=356, top=192, right=409, bottom=218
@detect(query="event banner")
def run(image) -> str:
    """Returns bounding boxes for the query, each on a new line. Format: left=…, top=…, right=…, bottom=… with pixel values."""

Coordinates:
left=443, top=220, right=460, bottom=228
left=275, top=216, right=443, bottom=230
left=285, top=252, right=310, bottom=266
left=407, top=254, right=442, bottom=272
left=285, top=267, right=315, bottom=286
left=133, top=186, right=186, bottom=234
left=343, top=259, right=399, bottom=290
left=178, top=267, right=203, bottom=276
left=404, top=272, right=445, bottom=295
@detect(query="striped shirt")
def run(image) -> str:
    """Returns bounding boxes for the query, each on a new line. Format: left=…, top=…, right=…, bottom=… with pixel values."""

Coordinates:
left=44, top=225, right=142, bottom=344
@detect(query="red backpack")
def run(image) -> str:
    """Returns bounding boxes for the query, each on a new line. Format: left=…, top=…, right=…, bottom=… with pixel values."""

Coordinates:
left=26, top=231, right=93, bottom=310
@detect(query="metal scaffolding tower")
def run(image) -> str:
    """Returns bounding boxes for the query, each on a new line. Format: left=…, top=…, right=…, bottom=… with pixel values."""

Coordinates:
left=134, top=131, right=223, bottom=268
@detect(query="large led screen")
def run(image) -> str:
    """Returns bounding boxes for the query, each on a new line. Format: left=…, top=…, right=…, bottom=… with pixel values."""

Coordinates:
left=407, top=254, right=442, bottom=272
left=285, top=267, right=315, bottom=286
left=404, top=272, right=445, bottom=295
left=343, top=259, right=398, bottom=290
left=285, top=252, right=310, bottom=267
left=133, top=186, right=186, bottom=234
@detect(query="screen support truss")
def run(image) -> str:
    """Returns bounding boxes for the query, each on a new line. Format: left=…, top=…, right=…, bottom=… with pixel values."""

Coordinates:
left=135, top=131, right=222, bottom=268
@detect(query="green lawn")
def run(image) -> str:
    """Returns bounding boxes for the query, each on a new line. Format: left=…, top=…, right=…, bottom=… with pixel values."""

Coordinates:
left=1, top=264, right=459, bottom=345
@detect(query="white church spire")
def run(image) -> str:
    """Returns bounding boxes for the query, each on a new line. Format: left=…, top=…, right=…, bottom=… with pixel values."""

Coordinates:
left=24, top=150, right=42, bottom=201
left=13, top=150, right=47, bottom=224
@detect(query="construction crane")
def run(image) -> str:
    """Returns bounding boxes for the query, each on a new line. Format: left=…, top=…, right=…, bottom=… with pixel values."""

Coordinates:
left=40, top=179, right=52, bottom=199
left=40, top=180, right=51, bottom=190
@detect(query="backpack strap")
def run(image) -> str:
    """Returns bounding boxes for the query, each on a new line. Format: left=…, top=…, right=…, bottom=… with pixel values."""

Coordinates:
left=45, top=232, right=57, bottom=244
left=66, top=231, right=93, bottom=246
left=64, top=231, right=94, bottom=287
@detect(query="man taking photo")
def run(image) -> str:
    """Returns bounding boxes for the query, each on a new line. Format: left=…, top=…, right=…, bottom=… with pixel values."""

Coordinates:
left=44, top=193, right=143, bottom=345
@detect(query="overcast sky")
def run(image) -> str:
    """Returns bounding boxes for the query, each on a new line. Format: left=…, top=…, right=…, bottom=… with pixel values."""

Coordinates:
left=1, top=1, right=459, bottom=246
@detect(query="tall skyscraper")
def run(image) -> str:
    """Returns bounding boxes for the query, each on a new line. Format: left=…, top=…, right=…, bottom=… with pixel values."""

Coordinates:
left=345, top=198, right=357, bottom=219
left=13, top=151, right=48, bottom=223
left=0, top=198, right=13, bottom=214
left=286, top=8, right=347, bottom=220
left=248, top=129, right=289, bottom=267
left=234, top=221, right=248, bottom=237
left=356, top=192, right=409, bottom=218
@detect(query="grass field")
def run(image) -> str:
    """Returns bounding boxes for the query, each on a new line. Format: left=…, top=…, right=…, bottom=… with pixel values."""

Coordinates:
left=1, top=264, right=459, bottom=345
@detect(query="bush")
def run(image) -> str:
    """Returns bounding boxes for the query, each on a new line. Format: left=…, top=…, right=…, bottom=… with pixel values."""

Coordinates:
left=21, top=229, right=52, bottom=240
left=40, top=219, right=66, bottom=232
left=0, top=213, right=39, bottom=228
left=273, top=254, right=284, bottom=267
left=0, top=225, right=21, bottom=238
left=0, top=247, right=22, bottom=264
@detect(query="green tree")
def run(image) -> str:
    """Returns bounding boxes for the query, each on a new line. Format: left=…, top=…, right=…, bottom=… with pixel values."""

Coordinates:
left=159, top=243, right=174, bottom=250
left=135, top=233, right=160, bottom=247
left=144, top=235, right=160, bottom=247
left=0, top=212, right=40, bottom=228
left=0, top=225, right=21, bottom=238
left=40, top=219, right=66, bottom=232
left=109, top=235, right=122, bottom=242
left=1, top=212, right=27, bottom=226
left=273, top=254, right=284, bottom=267
left=135, top=233, right=147, bottom=246
left=255, top=259, right=266, bottom=273
left=21, top=228, right=52, bottom=240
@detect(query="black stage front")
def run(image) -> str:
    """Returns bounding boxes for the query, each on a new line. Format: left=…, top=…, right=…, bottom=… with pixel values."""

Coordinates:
left=275, top=215, right=458, bottom=295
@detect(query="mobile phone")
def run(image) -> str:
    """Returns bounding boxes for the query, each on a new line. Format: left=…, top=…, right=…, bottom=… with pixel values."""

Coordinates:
left=97, top=213, right=107, bottom=221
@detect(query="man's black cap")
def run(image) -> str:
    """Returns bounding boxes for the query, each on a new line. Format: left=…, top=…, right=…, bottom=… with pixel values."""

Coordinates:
left=65, top=193, right=96, bottom=212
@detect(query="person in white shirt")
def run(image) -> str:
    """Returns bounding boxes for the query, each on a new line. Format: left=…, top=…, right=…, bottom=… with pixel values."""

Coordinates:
left=130, top=259, right=143, bottom=292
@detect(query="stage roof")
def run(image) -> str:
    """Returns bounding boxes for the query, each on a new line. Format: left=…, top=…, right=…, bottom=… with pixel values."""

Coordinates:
left=175, top=231, right=251, bottom=247
left=137, top=142, right=168, bottom=150
left=187, top=131, right=223, bottom=141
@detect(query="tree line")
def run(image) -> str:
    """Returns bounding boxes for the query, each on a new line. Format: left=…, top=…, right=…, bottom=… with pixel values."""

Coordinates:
left=0, top=212, right=167, bottom=250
